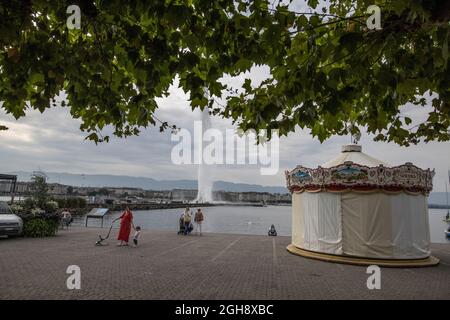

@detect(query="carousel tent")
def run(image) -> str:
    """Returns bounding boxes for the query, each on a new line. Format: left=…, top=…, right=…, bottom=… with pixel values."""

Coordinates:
left=286, top=145, right=436, bottom=264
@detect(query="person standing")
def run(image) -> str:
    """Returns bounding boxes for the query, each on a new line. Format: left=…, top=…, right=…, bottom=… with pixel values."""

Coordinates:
left=117, top=207, right=134, bottom=246
left=133, top=226, right=141, bottom=247
left=194, top=208, right=204, bottom=236
left=183, top=208, right=192, bottom=235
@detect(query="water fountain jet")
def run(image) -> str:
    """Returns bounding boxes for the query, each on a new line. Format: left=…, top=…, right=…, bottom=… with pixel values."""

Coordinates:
left=194, top=107, right=214, bottom=203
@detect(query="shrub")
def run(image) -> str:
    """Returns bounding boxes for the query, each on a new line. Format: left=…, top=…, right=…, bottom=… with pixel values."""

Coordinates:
left=77, top=197, right=87, bottom=208
left=55, top=198, right=65, bottom=209
left=19, top=211, right=60, bottom=238
left=30, top=208, right=44, bottom=215
left=45, top=200, right=59, bottom=213
left=23, top=197, right=35, bottom=210
left=9, top=204, right=24, bottom=215
left=29, top=174, right=49, bottom=208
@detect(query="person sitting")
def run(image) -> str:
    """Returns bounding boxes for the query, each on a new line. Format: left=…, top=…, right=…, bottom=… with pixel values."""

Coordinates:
left=61, top=209, right=72, bottom=229
left=268, top=224, right=277, bottom=236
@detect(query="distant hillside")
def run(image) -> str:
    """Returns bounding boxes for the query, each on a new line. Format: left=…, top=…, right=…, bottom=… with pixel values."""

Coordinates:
left=9, top=171, right=288, bottom=194
left=9, top=171, right=448, bottom=199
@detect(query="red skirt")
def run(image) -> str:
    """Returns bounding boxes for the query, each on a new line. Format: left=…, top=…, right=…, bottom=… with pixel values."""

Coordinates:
left=117, top=211, right=132, bottom=242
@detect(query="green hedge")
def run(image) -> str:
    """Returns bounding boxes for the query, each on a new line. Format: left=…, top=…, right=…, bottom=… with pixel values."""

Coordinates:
left=20, top=213, right=60, bottom=238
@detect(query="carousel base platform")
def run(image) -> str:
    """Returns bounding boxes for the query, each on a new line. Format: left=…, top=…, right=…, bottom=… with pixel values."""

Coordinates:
left=287, top=244, right=440, bottom=268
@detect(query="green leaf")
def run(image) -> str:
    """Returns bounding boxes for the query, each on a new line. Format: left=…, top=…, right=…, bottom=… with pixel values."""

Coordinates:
left=339, top=32, right=363, bottom=51
left=309, top=15, right=321, bottom=27
left=442, top=31, right=448, bottom=63
left=297, top=15, right=308, bottom=28
left=308, top=0, right=319, bottom=9
left=29, top=72, right=45, bottom=84
left=243, top=78, right=252, bottom=92
left=404, top=117, right=412, bottom=125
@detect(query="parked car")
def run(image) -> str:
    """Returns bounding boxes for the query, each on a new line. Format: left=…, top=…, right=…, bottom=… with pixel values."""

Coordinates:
left=0, top=201, right=23, bottom=237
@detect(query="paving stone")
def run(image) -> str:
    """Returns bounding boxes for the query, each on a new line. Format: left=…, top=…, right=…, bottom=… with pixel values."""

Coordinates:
left=0, top=227, right=449, bottom=299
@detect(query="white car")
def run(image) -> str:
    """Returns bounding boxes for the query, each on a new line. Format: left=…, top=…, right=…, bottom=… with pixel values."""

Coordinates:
left=0, top=201, right=23, bottom=237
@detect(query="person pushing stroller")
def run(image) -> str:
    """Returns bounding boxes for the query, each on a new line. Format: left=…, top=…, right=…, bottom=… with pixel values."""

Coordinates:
left=178, top=208, right=193, bottom=235
left=178, top=213, right=185, bottom=235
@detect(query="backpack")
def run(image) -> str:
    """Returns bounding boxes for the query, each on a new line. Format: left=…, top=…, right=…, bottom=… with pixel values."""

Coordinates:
left=195, top=212, right=204, bottom=222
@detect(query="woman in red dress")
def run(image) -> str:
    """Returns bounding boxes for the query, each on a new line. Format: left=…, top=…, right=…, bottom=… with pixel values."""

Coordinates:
left=116, top=207, right=134, bottom=246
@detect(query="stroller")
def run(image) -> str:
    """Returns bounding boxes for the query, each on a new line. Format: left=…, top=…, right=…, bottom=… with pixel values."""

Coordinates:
left=95, top=221, right=115, bottom=246
left=178, top=216, right=193, bottom=235
left=177, top=219, right=185, bottom=235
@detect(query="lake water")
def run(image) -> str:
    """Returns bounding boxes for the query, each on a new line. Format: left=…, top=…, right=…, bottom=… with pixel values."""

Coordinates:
left=73, top=206, right=450, bottom=244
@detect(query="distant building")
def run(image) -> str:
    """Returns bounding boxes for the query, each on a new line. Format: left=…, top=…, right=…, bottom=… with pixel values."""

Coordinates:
left=0, top=180, right=28, bottom=194
left=1, top=179, right=291, bottom=204
left=170, top=189, right=197, bottom=202
left=48, top=183, right=69, bottom=195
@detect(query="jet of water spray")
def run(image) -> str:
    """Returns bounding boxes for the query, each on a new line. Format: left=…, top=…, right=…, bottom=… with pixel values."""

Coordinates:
left=195, top=107, right=214, bottom=203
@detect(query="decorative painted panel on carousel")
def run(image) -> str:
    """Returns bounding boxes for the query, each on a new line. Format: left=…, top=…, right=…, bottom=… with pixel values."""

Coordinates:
left=286, top=162, right=434, bottom=195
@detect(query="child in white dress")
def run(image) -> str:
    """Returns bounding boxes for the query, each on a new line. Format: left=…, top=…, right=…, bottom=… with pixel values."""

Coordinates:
left=133, top=226, right=141, bottom=247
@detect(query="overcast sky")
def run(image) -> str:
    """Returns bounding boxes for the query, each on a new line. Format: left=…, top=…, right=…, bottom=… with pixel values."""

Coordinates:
left=0, top=0, right=449, bottom=191
left=0, top=65, right=449, bottom=191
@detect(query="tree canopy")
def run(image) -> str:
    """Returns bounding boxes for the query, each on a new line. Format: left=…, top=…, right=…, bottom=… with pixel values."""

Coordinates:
left=0, top=0, right=449, bottom=145
left=29, top=173, right=49, bottom=209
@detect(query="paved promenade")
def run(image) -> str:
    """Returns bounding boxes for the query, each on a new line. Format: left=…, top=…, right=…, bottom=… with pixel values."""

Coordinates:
left=0, top=227, right=449, bottom=299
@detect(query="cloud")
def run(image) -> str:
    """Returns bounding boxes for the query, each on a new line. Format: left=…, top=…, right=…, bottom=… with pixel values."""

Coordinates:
left=1, top=69, right=449, bottom=192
